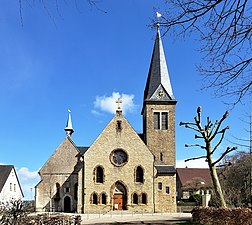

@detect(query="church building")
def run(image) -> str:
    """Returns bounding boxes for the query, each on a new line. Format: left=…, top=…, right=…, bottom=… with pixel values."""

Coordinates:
left=35, top=27, right=177, bottom=213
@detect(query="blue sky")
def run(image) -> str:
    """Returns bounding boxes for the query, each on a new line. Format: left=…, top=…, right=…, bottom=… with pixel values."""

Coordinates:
left=0, top=1, right=250, bottom=200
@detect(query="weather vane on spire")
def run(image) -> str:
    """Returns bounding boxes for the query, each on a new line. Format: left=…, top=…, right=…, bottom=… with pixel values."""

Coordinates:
left=156, top=11, right=162, bottom=28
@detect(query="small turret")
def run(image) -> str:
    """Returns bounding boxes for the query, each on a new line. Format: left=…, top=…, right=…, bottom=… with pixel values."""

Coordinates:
left=64, top=109, right=74, bottom=137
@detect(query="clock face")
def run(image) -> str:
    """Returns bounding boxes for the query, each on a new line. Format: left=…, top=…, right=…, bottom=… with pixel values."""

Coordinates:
left=111, top=149, right=128, bottom=166
left=156, top=89, right=164, bottom=99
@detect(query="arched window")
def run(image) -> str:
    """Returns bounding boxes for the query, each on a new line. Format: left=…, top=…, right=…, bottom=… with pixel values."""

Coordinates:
left=133, top=193, right=138, bottom=204
left=56, top=183, right=60, bottom=198
left=96, top=166, right=104, bottom=183
left=101, top=193, right=107, bottom=205
left=92, top=193, right=98, bottom=204
left=141, top=193, right=147, bottom=204
left=136, top=166, right=144, bottom=183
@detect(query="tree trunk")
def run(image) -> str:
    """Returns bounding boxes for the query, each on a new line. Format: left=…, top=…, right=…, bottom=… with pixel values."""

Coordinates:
left=207, top=148, right=227, bottom=208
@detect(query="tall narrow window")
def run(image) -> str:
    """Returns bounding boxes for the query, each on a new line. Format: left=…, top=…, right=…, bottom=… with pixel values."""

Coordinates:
left=154, top=112, right=160, bottom=129
left=141, top=193, right=147, bottom=204
left=74, top=183, right=78, bottom=200
left=166, top=186, right=170, bottom=194
left=133, top=193, right=138, bottom=204
left=101, top=193, right=107, bottom=204
left=14, top=184, right=16, bottom=192
left=10, top=183, right=12, bottom=191
left=56, top=183, right=60, bottom=198
left=136, top=166, right=144, bottom=183
left=154, top=112, right=168, bottom=130
left=161, top=112, right=168, bottom=130
left=96, top=166, right=104, bottom=183
left=117, top=120, right=122, bottom=131
left=92, top=193, right=98, bottom=204
left=160, top=152, right=163, bottom=162
left=158, top=182, right=162, bottom=190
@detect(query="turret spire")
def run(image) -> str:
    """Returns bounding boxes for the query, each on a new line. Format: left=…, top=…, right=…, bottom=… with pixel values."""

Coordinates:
left=64, top=109, right=74, bottom=137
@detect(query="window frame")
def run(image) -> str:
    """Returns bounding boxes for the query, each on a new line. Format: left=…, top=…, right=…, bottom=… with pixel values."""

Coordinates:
left=153, top=111, right=169, bottom=130
left=135, top=166, right=144, bottom=183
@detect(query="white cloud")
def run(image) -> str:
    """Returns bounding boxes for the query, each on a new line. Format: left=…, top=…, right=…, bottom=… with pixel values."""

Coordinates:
left=17, top=167, right=40, bottom=200
left=176, top=158, right=209, bottom=168
left=93, top=92, right=137, bottom=115
left=17, top=167, right=39, bottom=181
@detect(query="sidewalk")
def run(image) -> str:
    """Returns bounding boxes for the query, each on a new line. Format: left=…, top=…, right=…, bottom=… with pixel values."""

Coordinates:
left=79, top=212, right=192, bottom=224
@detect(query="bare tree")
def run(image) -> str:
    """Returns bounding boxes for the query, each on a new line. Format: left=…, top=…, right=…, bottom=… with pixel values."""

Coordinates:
left=219, top=152, right=252, bottom=207
left=155, top=0, right=252, bottom=104
left=17, top=0, right=106, bottom=26
left=180, top=106, right=237, bottom=207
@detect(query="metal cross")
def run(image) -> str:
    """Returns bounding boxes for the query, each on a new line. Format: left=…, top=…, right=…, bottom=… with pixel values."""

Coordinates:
left=116, top=98, right=122, bottom=110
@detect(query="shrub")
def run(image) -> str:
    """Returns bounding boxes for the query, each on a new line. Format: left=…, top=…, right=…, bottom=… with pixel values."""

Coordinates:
left=189, top=194, right=202, bottom=206
left=192, top=206, right=252, bottom=225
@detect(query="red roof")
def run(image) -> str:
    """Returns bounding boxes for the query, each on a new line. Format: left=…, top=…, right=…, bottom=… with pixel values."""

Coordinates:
left=176, top=168, right=212, bottom=187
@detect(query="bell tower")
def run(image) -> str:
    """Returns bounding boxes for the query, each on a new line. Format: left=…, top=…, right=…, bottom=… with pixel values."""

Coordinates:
left=142, top=26, right=177, bottom=166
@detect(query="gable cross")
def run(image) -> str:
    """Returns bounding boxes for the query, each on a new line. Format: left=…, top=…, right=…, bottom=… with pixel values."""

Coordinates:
left=116, top=98, right=122, bottom=110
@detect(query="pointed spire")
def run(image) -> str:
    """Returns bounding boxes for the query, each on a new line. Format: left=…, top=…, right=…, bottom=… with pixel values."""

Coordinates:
left=64, top=109, right=74, bottom=137
left=143, top=26, right=175, bottom=103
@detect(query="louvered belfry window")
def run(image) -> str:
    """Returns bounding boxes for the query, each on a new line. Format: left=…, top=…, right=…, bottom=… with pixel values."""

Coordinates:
left=154, top=111, right=168, bottom=130
left=154, top=112, right=160, bottom=129
left=161, top=112, right=168, bottom=130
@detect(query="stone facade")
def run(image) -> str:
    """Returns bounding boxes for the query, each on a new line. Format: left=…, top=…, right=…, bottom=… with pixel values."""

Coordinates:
left=143, top=103, right=176, bottom=165
left=35, top=27, right=177, bottom=213
left=83, top=111, right=154, bottom=213
left=35, top=137, right=82, bottom=212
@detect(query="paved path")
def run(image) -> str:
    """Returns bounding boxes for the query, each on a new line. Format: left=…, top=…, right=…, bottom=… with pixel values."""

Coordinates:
left=79, top=213, right=192, bottom=224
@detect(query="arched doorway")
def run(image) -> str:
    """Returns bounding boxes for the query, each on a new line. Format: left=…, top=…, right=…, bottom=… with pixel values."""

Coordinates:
left=111, top=181, right=127, bottom=210
left=64, top=196, right=71, bottom=212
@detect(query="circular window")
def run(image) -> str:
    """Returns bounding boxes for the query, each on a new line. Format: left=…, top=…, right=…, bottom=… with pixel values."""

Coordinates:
left=110, top=149, right=128, bottom=166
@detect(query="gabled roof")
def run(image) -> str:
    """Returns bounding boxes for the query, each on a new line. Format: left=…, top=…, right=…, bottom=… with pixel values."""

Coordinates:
left=155, top=165, right=176, bottom=176
left=176, top=168, right=212, bottom=186
left=0, top=165, right=13, bottom=192
left=0, top=165, right=24, bottom=197
left=143, top=27, right=175, bottom=105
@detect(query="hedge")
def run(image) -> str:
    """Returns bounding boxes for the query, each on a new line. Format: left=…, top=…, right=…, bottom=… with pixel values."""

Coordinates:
left=192, top=207, right=252, bottom=225
left=0, top=214, right=81, bottom=225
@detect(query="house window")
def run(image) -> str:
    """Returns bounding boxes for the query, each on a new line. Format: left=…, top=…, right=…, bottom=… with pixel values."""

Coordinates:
left=166, top=186, right=170, bottom=194
left=65, top=187, right=70, bottom=193
left=133, top=193, right=138, bottom=204
left=158, top=182, right=162, bottom=190
left=154, top=112, right=168, bottom=130
left=10, top=183, right=12, bottom=191
left=92, top=193, right=98, bottom=204
left=95, top=166, right=104, bottom=183
left=14, top=184, right=16, bottom=192
left=101, top=193, right=107, bottom=204
left=141, top=193, right=147, bottom=204
left=136, top=166, right=144, bottom=183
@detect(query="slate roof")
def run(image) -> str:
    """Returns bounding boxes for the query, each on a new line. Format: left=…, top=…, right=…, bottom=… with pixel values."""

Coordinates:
left=143, top=27, right=175, bottom=105
left=77, top=147, right=89, bottom=155
left=0, top=165, right=13, bottom=192
left=0, top=165, right=24, bottom=198
left=155, top=165, right=176, bottom=175
left=176, top=168, right=212, bottom=186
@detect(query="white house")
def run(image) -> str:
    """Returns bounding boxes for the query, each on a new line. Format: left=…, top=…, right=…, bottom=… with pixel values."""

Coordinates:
left=0, top=165, right=24, bottom=203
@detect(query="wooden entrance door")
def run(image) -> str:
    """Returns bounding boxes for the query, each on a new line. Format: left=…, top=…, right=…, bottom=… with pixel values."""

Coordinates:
left=113, top=193, right=123, bottom=210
